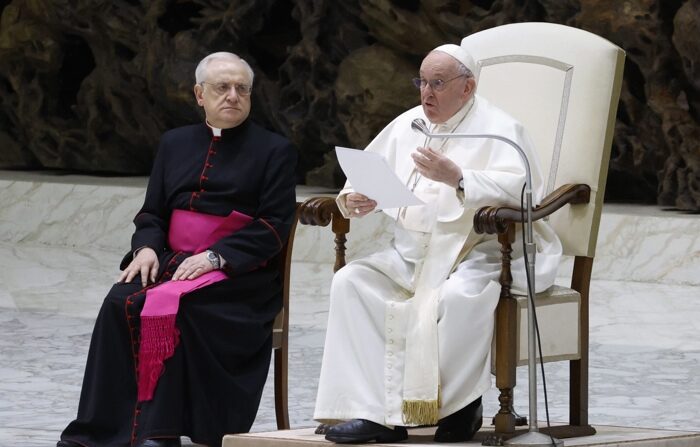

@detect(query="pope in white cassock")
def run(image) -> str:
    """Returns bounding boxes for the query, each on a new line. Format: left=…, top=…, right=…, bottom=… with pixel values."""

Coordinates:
left=314, top=43, right=562, bottom=444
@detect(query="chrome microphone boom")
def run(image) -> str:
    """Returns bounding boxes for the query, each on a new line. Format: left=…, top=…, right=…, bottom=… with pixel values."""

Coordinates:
left=411, top=117, right=534, bottom=244
left=410, top=118, right=561, bottom=447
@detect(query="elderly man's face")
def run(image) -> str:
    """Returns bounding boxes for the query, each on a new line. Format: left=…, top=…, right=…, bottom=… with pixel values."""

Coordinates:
left=194, top=59, right=252, bottom=129
left=418, top=51, right=475, bottom=124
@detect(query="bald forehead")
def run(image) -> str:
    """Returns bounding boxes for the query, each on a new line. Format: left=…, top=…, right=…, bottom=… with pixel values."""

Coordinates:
left=419, top=51, right=460, bottom=77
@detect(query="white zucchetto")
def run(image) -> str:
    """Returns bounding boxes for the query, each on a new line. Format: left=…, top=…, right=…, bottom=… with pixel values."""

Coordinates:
left=432, top=44, right=477, bottom=76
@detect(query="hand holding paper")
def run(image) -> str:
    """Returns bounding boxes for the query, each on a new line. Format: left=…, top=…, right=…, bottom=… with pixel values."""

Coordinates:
left=335, top=147, right=424, bottom=210
left=345, top=192, right=377, bottom=217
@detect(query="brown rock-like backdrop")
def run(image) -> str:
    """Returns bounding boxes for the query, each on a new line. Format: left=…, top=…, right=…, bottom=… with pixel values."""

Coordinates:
left=0, top=0, right=698, bottom=210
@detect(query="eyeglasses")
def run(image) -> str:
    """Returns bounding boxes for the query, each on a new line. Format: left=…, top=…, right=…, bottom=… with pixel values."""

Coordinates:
left=412, top=74, right=466, bottom=92
left=201, top=81, right=252, bottom=96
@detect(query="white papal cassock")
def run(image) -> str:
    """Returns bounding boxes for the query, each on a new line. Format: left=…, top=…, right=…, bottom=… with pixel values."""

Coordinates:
left=314, top=95, right=562, bottom=427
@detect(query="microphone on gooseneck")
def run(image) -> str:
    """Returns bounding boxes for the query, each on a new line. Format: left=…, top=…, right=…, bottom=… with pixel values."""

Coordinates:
left=409, top=113, right=562, bottom=447
left=411, top=119, right=431, bottom=135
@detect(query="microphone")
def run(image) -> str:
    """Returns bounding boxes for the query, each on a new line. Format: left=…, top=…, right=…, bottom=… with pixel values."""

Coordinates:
left=410, top=118, right=432, bottom=135
left=411, top=117, right=558, bottom=446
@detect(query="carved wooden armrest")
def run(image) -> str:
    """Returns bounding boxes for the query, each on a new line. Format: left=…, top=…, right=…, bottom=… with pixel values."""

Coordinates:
left=297, top=196, right=350, bottom=272
left=473, top=183, right=591, bottom=235
left=298, top=197, right=340, bottom=226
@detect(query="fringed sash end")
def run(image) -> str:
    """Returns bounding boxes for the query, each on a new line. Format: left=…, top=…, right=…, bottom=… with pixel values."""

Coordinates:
left=401, top=399, right=439, bottom=426
left=137, top=314, right=179, bottom=402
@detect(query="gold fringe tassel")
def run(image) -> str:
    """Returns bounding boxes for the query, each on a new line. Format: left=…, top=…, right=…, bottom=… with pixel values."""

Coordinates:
left=401, top=399, right=439, bottom=426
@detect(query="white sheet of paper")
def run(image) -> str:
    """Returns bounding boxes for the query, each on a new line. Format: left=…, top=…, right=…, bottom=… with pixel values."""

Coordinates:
left=335, top=147, right=424, bottom=210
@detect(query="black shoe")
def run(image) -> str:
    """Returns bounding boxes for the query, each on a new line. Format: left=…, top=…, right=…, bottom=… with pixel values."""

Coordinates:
left=57, top=441, right=81, bottom=447
left=315, top=423, right=336, bottom=434
left=434, top=397, right=483, bottom=442
left=137, top=438, right=182, bottom=447
left=325, top=419, right=408, bottom=444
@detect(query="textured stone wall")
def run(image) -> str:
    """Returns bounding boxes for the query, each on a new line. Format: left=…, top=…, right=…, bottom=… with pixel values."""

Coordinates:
left=0, top=0, right=698, bottom=210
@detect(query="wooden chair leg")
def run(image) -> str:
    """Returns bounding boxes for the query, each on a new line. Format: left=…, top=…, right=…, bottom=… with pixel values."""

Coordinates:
left=493, top=296, right=518, bottom=435
left=570, top=358, right=587, bottom=426
left=493, top=228, right=518, bottom=436
left=570, top=256, right=593, bottom=426
left=274, top=345, right=290, bottom=429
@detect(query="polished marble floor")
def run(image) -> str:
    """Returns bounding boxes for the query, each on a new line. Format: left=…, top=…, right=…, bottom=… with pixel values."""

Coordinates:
left=1, top=173, right=699, bottom=446
left=3, top=269, right=699, bottom=446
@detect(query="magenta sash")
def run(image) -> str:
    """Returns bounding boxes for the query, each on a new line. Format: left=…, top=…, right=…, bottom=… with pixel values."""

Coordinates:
left=137, top=209, right=253, bottom=402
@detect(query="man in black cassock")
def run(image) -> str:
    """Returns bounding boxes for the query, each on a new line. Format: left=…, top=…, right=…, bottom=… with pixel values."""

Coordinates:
left=57, top=52, right=297, bottom=447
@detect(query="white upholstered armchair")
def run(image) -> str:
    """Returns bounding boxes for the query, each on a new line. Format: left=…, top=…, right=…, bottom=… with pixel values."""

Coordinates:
left=293, top=22, right=625, bottom=443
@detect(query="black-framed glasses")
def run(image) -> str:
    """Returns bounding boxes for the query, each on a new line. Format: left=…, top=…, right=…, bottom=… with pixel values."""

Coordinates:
left=201, top=81, right=252, bottom=96
left=412, top=74, right=466, bottom=92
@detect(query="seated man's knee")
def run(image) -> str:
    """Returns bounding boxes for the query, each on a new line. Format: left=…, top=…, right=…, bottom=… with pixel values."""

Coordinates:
left=438, top=277, right=476, bottom=316
left=329, top=264, right=367, bottom=302
left=440, top=279, right=462, bottom=304
left=331, top=264, right=356, bottom=288
left=103, top=281, right=143, bottom=308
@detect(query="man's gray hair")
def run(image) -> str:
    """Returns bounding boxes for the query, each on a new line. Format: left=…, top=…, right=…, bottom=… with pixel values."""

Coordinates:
left=194, top=52, right=255, bottom=85
left=455, top=60, right=475, bottom=80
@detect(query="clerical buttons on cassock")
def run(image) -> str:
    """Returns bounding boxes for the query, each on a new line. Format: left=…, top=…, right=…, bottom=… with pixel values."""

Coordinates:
left=383, top=300, right=409, bottom=426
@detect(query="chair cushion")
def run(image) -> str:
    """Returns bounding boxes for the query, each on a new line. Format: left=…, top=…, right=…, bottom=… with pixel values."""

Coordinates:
left=491, top=285, right=581, bottom=371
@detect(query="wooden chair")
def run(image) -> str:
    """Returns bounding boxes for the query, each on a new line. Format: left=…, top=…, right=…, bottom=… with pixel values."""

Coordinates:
left=293, top=23, right=625, bottom=443
left=271, top=203, right=299, bottom=430
left=271, top=199, right=349, bottom=430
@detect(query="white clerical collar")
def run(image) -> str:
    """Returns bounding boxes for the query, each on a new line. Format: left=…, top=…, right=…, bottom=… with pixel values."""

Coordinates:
left=434, top=96, right=476, bottom=132
left=206, top=121, right=222, bottom=137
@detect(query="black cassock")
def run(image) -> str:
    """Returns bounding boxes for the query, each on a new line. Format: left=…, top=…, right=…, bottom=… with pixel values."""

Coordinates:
left=60, top=120, right=297, bottom=447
